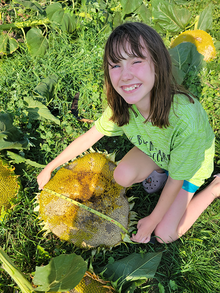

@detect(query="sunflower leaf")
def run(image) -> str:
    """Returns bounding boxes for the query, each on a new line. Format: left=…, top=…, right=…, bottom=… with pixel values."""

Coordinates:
left=24, top=96, right=60, bottom=125
left=33, top=253, right=87, bottom=292
left=98, top=251, right=163, bottom=292
left=169, top=42, right=205, bottom=84
left=152, top=0, right=191, bottom=33
left=0, top=113, right=28, bottom=151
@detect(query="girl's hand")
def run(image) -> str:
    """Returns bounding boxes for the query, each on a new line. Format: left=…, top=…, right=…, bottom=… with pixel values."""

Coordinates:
left=130, top=216, right=157, bottom=243
left=37, top=167, right=52, bottom=190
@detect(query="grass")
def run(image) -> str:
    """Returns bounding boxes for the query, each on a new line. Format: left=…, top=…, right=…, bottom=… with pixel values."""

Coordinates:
left=0, top=0, right=220, bottom=292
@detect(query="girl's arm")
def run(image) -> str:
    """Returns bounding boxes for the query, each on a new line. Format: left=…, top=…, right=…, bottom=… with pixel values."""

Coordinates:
left=37, top=125, right=104, bottom=190
left=149, top=176, right=183, bottom=222
left=131, top=176, right=183, bottom=243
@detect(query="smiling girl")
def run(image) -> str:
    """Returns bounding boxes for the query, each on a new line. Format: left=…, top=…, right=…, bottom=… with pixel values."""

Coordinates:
left=37, top=22, right=220, bottom=244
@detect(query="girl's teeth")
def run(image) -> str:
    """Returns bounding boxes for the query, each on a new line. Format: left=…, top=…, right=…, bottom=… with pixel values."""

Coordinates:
left=124, top=84, right=139, bottom=91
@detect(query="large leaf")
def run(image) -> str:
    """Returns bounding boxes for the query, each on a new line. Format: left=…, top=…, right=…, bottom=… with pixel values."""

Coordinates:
left=24, top=96, right=60, bottom=125
left=26, top=27, right=48, bottom=57
left=52, top=11, right=76, bottom=33
left=33, top=253, right=87, bottom=292
left=0, top=34, right=19, bottom=55
left=169, top=42, right=205, bottom=84
left=7, top=151, right=46, bottom=168
left=100, top=252, right=163, bottom=292
left=195, top=3, right=212, bottom=31
left=120, top=0, right=142, bottom=17
left=0, top=113, right=29, bottom=151
left=152, top=0, right=191, bottom=33
left=14, top=0, right=44, bottom=14
left=46, top=3, right=76, bottom=33
left=113, top=12, right=122, bottom=28
left=136, top=4, right=151, bottom=24
left=46, top=3, right=62, bottom=19
left=33, top=75, right=58, bottom=101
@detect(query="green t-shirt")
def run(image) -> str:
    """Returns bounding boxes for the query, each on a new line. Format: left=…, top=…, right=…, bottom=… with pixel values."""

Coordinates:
left=95, top=95, right=215, bottom=187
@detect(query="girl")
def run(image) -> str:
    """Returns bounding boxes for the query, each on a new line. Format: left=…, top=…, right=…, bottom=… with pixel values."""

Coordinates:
left=37, top=22, right=220, bottom=244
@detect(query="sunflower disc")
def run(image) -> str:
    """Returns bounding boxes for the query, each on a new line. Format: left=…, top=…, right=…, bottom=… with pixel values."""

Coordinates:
left=37, top=153, right=130, bottom=248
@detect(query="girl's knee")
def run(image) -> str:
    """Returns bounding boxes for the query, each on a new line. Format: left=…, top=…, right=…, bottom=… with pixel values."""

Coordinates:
left=154, top=225, right=166, bottom=243
left=210, top=175, right=220, bottom=198
left=113, top=163, right=136, bottom=187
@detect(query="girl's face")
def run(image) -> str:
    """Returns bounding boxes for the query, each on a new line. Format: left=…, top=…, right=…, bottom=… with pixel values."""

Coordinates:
left=108, top=42, right=155, bottom=116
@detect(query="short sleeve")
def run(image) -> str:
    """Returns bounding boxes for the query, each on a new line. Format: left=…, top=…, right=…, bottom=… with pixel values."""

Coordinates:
left=168, top=95, right=215, bottom=181
left=95, top=107, right=124, bottom=136
left=168, top=130, right=206, bottom=181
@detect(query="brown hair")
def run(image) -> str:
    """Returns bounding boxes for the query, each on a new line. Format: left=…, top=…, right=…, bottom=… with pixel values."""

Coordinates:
left=103, top=22, right=193, bottom=128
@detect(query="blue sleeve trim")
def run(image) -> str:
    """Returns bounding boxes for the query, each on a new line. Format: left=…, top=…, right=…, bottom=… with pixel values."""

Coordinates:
left=182, top=180, right=199, bottom=193
left=164, top=170, right=199, bottom=193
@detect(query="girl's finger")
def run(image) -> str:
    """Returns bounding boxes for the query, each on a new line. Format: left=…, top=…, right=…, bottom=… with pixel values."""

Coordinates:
left=142, top=236, right=151, bottom=243
left=131, top=234, right=141, bottom=242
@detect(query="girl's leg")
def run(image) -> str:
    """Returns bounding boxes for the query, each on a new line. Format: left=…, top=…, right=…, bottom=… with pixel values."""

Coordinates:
left=114, top=146, right=162, bottom=187
left=155, top=175, right=220, bottom=243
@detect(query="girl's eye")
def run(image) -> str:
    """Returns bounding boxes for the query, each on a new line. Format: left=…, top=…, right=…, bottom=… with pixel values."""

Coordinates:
left=111, top=64, right=120, bottom=69
left=133, top=60, right=142, bottom=64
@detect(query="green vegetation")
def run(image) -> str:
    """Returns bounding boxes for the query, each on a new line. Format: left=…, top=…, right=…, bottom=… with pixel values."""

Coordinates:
left=0, top=0, right=219, bottom=292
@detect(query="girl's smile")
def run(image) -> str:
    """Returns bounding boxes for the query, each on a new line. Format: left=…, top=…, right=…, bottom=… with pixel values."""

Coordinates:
left=121, top=83, right=141, bottom=92
left=108, top=44, right=155, bottom=117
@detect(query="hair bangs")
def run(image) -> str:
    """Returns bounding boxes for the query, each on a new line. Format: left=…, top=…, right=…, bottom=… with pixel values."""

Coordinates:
left=106, top=32, right=147, bottom=65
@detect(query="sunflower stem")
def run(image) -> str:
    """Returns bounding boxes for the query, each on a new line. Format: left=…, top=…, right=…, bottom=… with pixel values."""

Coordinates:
left=0, top=247, right=34, bottom=293
left=0, top=19, right=50, bottom=30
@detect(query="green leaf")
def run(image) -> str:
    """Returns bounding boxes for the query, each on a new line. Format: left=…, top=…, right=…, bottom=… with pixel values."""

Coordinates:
left=100, top=252, right=163, bottom=291
left=14, top=0, right=44, bottom=14
left=136, top=4, right=151, bottom=24
left=152, top=0, right=191, bottom=33
left=24, top=96, right=60, bottom=125
left=169, top=42, right=205, bottom=84
left=51, top=10, right=76, bottom=33
left=195, top=3, right=212, bottom=31
left=121, top=278, right=146, bottom=293
left=37, top=245, right=50, bottom=258
left=46, top=3, right=62, bottom=19
left=0, top=34, right=19, bottom=55
left=46, top=3, right=76, bottom=33
left=33, top=75, right=58, bottom=100
left=0, top=113, right=29, bottom=151
left=26, top=28, right=48, bottom=57
left=7, top=151, right=46, bottom=168
left=169, top=280, right=178, bottom=290
left=120, top=0, right=142, bottom=18
left=113, top=12, right=122, bottom=28
left=33, top=253, right=87, bottom=292
left=158, top=283, right=165, bottom=293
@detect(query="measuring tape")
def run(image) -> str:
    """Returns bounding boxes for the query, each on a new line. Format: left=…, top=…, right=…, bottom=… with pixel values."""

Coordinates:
left=43, top=188, right=129, bottom=234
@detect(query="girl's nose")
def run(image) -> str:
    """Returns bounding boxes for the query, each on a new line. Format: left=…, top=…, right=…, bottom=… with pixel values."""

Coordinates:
left=121, top=67, right=133, bottom=81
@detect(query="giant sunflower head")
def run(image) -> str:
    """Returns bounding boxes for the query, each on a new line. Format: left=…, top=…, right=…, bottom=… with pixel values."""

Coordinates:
left=0, top=157, right=20, bottom=220
left=171, top=29, right=216, bottom=62
left=65, top=271, right=116, bottom=293
left=35, top=152, right=134, bottom=248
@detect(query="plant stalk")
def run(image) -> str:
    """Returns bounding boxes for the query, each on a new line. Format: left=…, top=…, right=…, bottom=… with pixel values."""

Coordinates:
left=0, top=247, right=34, bottom=293
left=0, top=19, right=50, bottom=30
